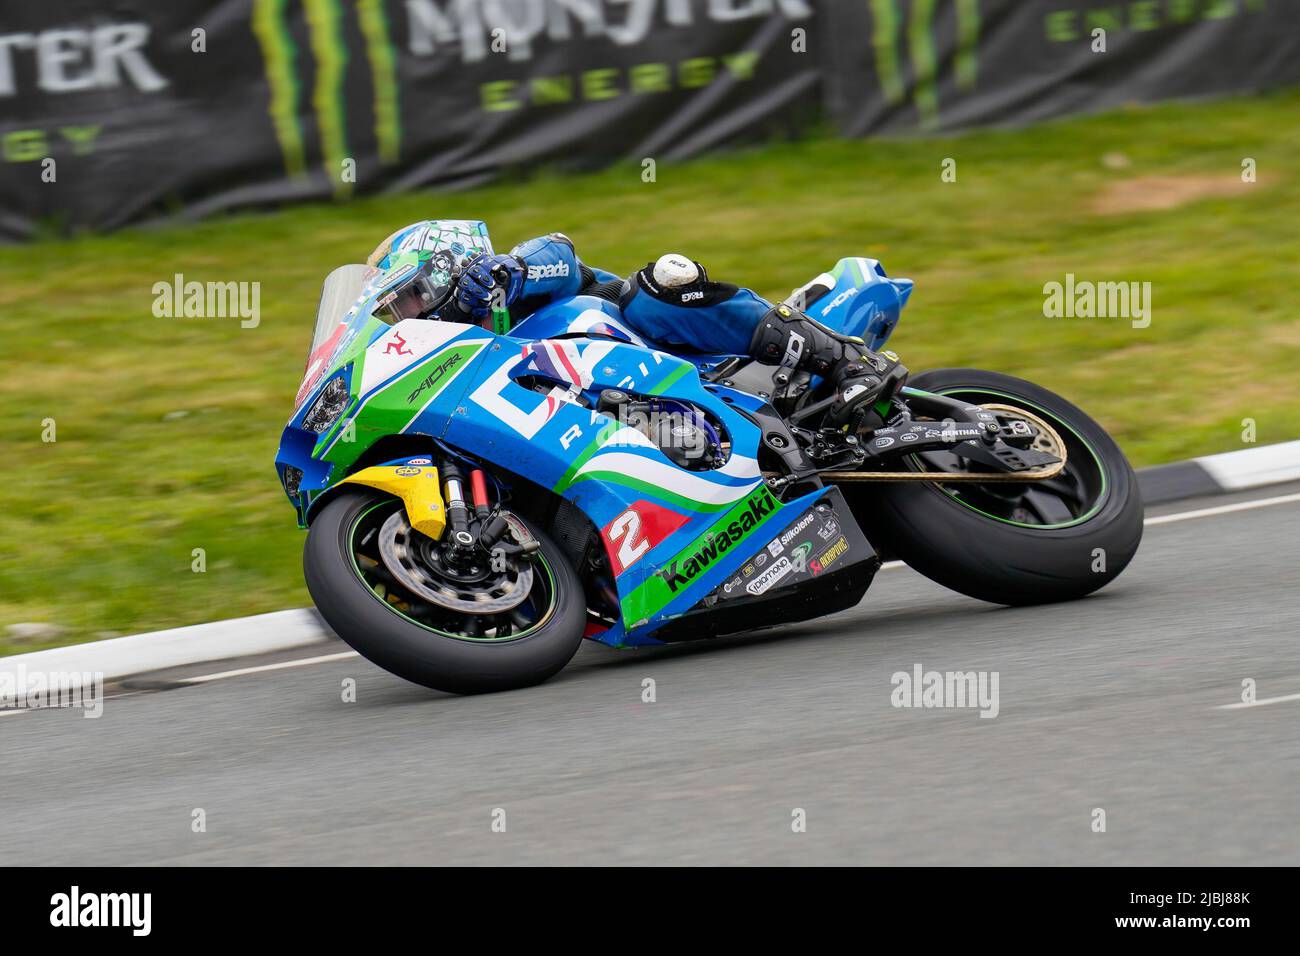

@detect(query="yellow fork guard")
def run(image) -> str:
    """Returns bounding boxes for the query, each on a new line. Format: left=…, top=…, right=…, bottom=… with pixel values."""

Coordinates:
left=340, top=465, right=447, bottom=540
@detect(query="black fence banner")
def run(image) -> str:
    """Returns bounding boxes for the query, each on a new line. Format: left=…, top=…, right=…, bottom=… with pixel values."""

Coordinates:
left=0, top=0, right=820, bottom=241
left=822, top=0, right=1300, bottom=137
left=3, top=1, right=1299, bottom=241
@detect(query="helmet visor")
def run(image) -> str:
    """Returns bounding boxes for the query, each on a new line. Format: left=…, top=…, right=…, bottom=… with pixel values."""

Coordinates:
left=375, top=264, right=451, bottom=323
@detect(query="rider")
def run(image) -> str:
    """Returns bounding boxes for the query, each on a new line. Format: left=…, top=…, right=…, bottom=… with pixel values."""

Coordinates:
left=367, top=220, right=906, bottom=430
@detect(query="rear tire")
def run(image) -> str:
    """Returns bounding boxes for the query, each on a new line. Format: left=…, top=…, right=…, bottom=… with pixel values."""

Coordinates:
left=305, top=489, right=586, bottom=694
left=856, top=369, right=1142, bottom=606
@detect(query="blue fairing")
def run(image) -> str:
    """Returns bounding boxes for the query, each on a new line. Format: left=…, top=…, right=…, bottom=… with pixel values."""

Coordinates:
left=804, top=257, right=913, bottom=350
left=279, top=259, right=900, bottom=648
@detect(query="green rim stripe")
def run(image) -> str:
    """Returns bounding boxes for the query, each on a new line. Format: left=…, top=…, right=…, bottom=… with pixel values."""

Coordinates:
left=931, top=388, right=1108, bottom=530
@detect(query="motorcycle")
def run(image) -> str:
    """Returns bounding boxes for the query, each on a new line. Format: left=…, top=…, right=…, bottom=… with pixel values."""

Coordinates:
left=276, top=254, right=1142, bottom=693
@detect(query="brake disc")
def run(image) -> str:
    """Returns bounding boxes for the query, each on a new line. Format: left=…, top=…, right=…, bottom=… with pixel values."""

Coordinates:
left=377, top=510, right=533, bottom=614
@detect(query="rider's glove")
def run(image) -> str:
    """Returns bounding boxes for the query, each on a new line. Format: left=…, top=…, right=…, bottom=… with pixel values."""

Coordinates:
left=456, top=253, right=525, bottom=318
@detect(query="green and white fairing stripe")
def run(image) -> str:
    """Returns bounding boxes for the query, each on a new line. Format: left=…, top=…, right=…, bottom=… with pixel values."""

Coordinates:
left=317, top=320, right=488, bottom=460
left=565, top=424, right=763, bottom=513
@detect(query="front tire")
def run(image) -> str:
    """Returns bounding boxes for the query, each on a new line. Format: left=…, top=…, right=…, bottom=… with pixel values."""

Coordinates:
left=305, top=490, right=586, bottom=694
left=857, top=369, right=1142, bottom=606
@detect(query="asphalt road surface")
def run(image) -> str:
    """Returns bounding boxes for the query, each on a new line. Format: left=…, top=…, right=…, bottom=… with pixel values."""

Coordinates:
left=4, top=484, right=1298, bottom=865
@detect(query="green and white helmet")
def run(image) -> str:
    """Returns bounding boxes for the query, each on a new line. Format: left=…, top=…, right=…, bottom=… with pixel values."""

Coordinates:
left=364, top=219, right=495, bottom=322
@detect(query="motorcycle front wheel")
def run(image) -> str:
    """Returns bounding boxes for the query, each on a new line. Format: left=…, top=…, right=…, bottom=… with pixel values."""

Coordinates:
left=304, top=489, right=586, bottom=694
left=856, top=368, right=1143, bottom=606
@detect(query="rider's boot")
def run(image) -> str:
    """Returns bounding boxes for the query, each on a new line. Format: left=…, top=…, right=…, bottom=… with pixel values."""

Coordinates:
left=748, top=303, right=908, bottom=431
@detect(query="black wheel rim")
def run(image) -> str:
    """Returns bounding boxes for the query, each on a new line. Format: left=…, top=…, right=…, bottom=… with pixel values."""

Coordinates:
left=909, top=388, right=1109, bottom=530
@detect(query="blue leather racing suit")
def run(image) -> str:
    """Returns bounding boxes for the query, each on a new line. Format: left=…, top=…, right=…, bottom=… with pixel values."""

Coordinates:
left=504, top=233, right=773, bottom=356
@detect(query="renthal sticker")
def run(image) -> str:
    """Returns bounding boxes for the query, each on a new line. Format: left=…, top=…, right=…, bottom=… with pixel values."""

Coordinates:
left=746, top=556, right=793, bottom=596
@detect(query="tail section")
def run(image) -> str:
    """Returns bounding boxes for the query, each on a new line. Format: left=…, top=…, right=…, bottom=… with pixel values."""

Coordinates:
left=788, top=257, right=913, bottom=351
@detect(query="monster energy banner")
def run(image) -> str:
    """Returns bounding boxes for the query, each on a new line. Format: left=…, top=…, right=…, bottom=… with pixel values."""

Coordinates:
left=0, top=0, right=819, bottom=240
left=1, top=1, right=1298, bottom=240
left=824, top=0, right=1300, bottom=135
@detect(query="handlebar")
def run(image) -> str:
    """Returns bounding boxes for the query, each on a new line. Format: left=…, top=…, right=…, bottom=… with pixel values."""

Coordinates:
left=444, top=258, right=514, bottom=329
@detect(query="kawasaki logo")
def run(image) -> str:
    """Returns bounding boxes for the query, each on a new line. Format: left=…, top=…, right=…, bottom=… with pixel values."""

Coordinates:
left=657, top=490, right=776, bottom=593
left=527, top=262, right=570, bottom=281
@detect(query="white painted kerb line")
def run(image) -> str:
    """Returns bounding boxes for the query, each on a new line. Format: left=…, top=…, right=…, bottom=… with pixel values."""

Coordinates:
left=178, top=650, right=359, bottom=685
left=1218, top=691, right=1300, bottom=711
left=1197, top=440, right=1300, bottom=490
left=1143, top=492, right=1300, bottom=526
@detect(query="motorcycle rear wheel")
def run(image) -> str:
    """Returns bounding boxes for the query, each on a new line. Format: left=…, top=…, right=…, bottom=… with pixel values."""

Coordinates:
left=856, top=369, right=1143, bottom=606
left=305, top=489, right=586, bottom=694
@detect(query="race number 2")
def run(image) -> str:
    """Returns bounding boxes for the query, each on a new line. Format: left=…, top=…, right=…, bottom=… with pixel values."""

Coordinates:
left=601, top=500, right=690, bottom=576
left=606, top=510, right=651, bottom=574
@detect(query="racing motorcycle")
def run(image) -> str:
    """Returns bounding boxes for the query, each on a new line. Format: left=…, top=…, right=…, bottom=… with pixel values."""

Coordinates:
left=276, top=255, right=1142, bottom=693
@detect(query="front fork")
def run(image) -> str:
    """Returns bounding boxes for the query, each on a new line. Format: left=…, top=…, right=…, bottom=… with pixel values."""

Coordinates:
left=438, top=458, right=539, bottom=564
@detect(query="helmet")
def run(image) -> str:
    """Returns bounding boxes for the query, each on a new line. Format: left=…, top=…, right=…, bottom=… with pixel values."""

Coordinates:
left=372, top=251, right=453, bottom=322
left=364, top=220, right=495, bottom=323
